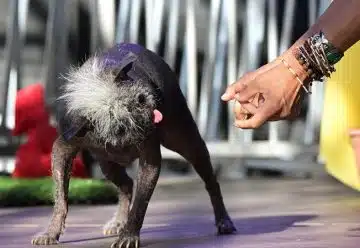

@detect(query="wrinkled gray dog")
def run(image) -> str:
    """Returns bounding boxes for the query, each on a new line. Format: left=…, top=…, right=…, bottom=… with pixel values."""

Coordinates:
left=31, top=43, right=236, bottom=248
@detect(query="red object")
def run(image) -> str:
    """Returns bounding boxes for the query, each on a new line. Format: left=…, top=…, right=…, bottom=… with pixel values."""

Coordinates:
left=11, top=83, right=88, bottom=178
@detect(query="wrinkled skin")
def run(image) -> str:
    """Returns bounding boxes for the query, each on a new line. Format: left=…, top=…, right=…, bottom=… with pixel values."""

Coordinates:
left=31, top=43, right=236, bottom=248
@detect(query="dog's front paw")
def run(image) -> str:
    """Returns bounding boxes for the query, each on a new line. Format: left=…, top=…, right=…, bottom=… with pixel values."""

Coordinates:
left=110, top=234, right=140, bottom=248
left=103, top=220, right=126, bottom=236
left=217, top=217, right=237, bottom=235
left=31, top=233, right=59, bottom=245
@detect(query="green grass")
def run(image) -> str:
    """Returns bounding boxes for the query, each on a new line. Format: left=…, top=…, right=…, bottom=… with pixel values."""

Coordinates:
left=0, top=176, right=118, bottom=207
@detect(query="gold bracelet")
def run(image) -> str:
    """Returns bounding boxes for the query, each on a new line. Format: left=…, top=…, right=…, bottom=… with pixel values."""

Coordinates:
left=281, top=59, right=311, bottom=94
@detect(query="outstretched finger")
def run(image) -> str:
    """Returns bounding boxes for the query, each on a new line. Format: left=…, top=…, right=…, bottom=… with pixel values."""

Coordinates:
left=221, top=82, right=247, bottom=101
left=221, top=71, right=258, bottom=101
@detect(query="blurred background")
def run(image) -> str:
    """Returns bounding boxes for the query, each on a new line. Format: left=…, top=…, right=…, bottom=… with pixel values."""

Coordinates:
left=3, top=2, right=360, bottom=247
left=0, top=0, right=332, bottom=182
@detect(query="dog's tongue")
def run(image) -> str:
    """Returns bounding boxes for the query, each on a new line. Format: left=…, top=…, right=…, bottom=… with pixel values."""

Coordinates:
left=153, top=109, right=163, bottom=123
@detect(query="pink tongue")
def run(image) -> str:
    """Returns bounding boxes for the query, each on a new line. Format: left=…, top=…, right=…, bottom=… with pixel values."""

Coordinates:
left=153, top=109, right=163, bottom=123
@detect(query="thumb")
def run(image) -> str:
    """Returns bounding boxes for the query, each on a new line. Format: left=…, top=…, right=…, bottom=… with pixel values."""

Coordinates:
left=234, top=111, right=267, bottom=129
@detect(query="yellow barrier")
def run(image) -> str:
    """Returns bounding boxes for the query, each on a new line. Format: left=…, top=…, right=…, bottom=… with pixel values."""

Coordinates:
left=320, top=41, right=360, bottom=190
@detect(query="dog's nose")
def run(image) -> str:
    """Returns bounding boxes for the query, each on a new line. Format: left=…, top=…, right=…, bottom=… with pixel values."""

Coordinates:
left=138, top=94, right=146, bottom=104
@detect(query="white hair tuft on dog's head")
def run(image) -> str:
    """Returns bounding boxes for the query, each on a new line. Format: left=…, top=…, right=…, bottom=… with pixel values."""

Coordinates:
left=58, top=56, right=156, bottom=146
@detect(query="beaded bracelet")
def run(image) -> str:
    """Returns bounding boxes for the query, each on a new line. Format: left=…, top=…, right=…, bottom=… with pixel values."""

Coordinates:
left=295, top=31, right=344, bottom=86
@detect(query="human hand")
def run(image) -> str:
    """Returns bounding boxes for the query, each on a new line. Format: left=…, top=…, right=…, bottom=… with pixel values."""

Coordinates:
left=221, top=50, right=311, bottom=129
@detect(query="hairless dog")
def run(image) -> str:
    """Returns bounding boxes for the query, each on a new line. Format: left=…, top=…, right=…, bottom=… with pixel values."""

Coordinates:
left=31, top=43, right=236, bottom=248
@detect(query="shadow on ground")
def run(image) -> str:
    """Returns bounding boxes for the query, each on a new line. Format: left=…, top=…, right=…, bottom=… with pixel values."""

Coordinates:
left=57, top=214, right=317, bottom=248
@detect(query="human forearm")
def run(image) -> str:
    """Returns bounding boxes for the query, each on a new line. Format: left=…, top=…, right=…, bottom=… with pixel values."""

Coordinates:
left=278, top=0, right=360, bottom=85
left=291, top=0, right=360, bottom=53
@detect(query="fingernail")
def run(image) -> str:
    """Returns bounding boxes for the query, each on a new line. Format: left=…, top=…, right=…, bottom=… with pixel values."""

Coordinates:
left=221, top=93, right=229, bottom=100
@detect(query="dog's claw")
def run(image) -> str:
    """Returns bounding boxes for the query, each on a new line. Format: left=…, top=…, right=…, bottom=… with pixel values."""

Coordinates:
left=103, top=220, right=126, bottom=236
left=217, top=217, right=237, bottom=235
left=125, top=240, right=131, bottom=248
left=31, top=233, right=58, bottom=245
left=111, top=234, right=140, bottom=248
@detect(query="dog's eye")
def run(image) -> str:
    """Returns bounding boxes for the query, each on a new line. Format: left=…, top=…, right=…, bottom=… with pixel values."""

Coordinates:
left=116, top=126, right=125, bottom=136
left=138, top=94, right=146, bottom=104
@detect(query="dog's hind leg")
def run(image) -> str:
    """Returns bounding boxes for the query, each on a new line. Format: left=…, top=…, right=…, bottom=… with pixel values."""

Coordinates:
left=31, top=137, right=79, bottom=245
left=160, top=109, right=237, bottom=235
left=99, top=161, right=134, bottom=236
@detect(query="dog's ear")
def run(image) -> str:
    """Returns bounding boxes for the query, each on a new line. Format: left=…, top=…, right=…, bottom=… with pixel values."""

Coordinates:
left=112, top=52, right=138, bottom=82
left=58, top=113, right=92, bottom=142
left=62, top=121, right=89, bottom=141
left=113, top=64, right=132, bottom=81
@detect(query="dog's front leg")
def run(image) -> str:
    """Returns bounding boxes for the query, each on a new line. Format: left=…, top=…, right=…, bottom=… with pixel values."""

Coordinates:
left=110, top=138, right=161, bottom=248
left=31, top=137, right=78, bottom=245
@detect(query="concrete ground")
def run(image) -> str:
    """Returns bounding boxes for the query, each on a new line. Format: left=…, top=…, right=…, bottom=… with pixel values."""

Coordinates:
left=1, top=177, right=360, bottom=248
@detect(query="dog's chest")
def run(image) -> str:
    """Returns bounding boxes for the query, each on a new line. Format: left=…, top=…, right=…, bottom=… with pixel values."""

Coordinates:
left=90, top=146, right=140, bottom=165
left=71, top=135, right=141, bottom=164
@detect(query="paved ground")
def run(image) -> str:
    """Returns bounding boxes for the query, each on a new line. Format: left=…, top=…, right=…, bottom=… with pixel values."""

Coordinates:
left=1, top=177, right=360, bottom=248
